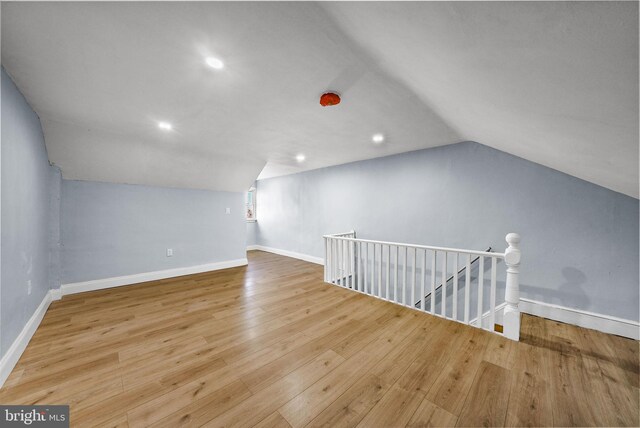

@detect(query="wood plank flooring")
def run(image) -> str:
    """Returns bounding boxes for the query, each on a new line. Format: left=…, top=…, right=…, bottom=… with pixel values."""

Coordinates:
left=0, top=250, right=638, bottom=427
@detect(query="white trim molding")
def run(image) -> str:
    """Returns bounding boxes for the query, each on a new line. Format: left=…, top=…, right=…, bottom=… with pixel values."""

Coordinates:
left=50, top=288, right=62, bottom=301
left=469, top=302, right=507, bottom=329
left=59, top=258, right=248, bottom=296
left=0, top=289, right=57, bottom=388
left=520, top=298, right=640, bottom=340
left=247, top=245, right=324, bottom=265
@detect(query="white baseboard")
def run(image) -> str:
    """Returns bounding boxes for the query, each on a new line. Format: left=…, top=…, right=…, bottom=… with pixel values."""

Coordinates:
left=469, top=302, right=506, bottom=328
left=59, top=258, right=248, bottom=296
left=0, top=289, right=57, bottom=388
left=520, top=298, right=639, bottom=340
left=247, top=245, right=324, bottom=265
left=50, top=288, right=62, bottom=301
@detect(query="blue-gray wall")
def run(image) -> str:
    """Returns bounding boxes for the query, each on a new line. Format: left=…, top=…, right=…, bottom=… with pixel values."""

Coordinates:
left=253, top=142, right=640, bottom=321
left=1, top=69, right=60, bottom=358
left=61, top=180, right=247, bottom=284
left=247, top=222, right=259, bottom=247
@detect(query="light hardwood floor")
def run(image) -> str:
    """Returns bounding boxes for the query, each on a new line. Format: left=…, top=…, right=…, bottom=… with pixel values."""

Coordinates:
left=0, top=250, right=638, bottom=427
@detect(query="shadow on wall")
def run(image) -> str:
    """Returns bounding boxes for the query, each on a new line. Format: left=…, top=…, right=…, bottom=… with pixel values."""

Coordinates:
left=520, top=266, right=589, bottom=308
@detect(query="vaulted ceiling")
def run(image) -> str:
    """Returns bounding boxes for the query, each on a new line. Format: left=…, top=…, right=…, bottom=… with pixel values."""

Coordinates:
left=2, top=2, right=638, bottom=197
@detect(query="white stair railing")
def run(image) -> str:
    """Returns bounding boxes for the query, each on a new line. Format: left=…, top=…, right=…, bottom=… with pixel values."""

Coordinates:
left=323, top=231, right=521, bottom=341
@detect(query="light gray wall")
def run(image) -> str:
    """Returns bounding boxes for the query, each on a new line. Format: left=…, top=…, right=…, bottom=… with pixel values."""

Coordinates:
left=48, top=168, right=62, bottom=289
left=61, top=180, right=247, bottom=284
left=247, top=222, right=259, bottom=247
left=1, top=69, right=60, bottom=357
left=254, top=142, right=639, bottom=321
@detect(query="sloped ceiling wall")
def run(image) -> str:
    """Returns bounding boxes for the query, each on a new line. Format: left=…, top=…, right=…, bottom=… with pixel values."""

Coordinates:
left=322, top=1, right=639, bottom=198
left=2, top=2, right=638, bottom=196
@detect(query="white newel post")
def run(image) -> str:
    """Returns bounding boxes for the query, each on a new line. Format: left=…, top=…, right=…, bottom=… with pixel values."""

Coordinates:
left=503, top=233, right=521, bottom=341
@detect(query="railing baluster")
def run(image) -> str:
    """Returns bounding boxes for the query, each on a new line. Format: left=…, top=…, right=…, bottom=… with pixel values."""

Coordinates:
left=411, top=248, right=417, bottom=308
left=373, top=244, right=376, bottom=296
left=453, top=253, right=459, bottom=321
left=370, top=245, right=375, bottom=295
left=348, top=239, right=353, bottom=289
left=353, top=240, right=357, bottom=289
left=464, top=254, right=471, bottom=323
left=352, top=240, right=356, bottom=289
left=344, top=240, right=351, bottom=288
left=364, top=242, right=370, bottom=294
left=368, top=242, right=372, bottom=295
left=430, top=251, right=436, bottom=314
left=490, top=257, right=497, bottom=332
left=344, top=239, right=348, bottom=287
left=394, top=246, right=399, bottom=303
left=372, top=243, right=377, bottom=296
left=357, top=237, right=361, bottom=290
left=331, top=239, right=338, bottom=284
left=370, top=243, right=374, bottom=295
left=357, top=241, right=362, bottom=292
left=477, top=256, right=484, bottom=329
left=344, top=239, right=348, bottom=288
left=369, top=244, right=376, bottom=296
left=346, top=239, right=350, bottom=288
left=342, top=238, right=346, bottom=286
left=336, top=238, right=340, bottom=285
left=338, top=239, right=342, bottom=286
left=377, top=244, right=382, bottom=298
left=421, top=249, right=426, bottom=311
left=402, top=247, right=408, bottom=306
left=441, top=252, right=447, bottom=318
left=327, top=238, right=333, bottom=283
left=371, top=243, right=375, bottom=296
left=386, top=245, right=390, bottom=300
left=338, top=239, right=343, bottom=286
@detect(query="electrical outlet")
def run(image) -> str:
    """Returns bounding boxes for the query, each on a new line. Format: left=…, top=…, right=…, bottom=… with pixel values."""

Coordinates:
left=166, top=248, right=173, bottom=257
left=225, top=207, right=231, bottom=214
left=27, top=280, right=32, bottom=295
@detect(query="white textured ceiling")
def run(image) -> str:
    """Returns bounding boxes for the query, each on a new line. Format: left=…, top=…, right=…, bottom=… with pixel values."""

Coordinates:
left=2, top=2, right=638, bottom=197
left=322, top=1, right=639, bottom=198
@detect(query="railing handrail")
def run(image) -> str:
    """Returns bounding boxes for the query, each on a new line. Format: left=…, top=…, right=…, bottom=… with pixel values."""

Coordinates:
left=326, top=231, right=356, bottom=237
left=323, top=234, right=501, bottom=258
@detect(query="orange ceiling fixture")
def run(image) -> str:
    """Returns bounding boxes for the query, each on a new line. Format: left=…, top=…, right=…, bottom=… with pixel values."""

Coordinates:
left=320, top=92, right=341, bottom=107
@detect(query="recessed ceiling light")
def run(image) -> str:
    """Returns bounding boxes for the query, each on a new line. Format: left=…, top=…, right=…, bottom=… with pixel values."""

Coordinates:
left=296, top=154, right=306, bottom=163
left=372, top=133, right=385, bottom=144
left=158, top=122, right=172, bottom=131
left=205, top=57, right=224, bottom=70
